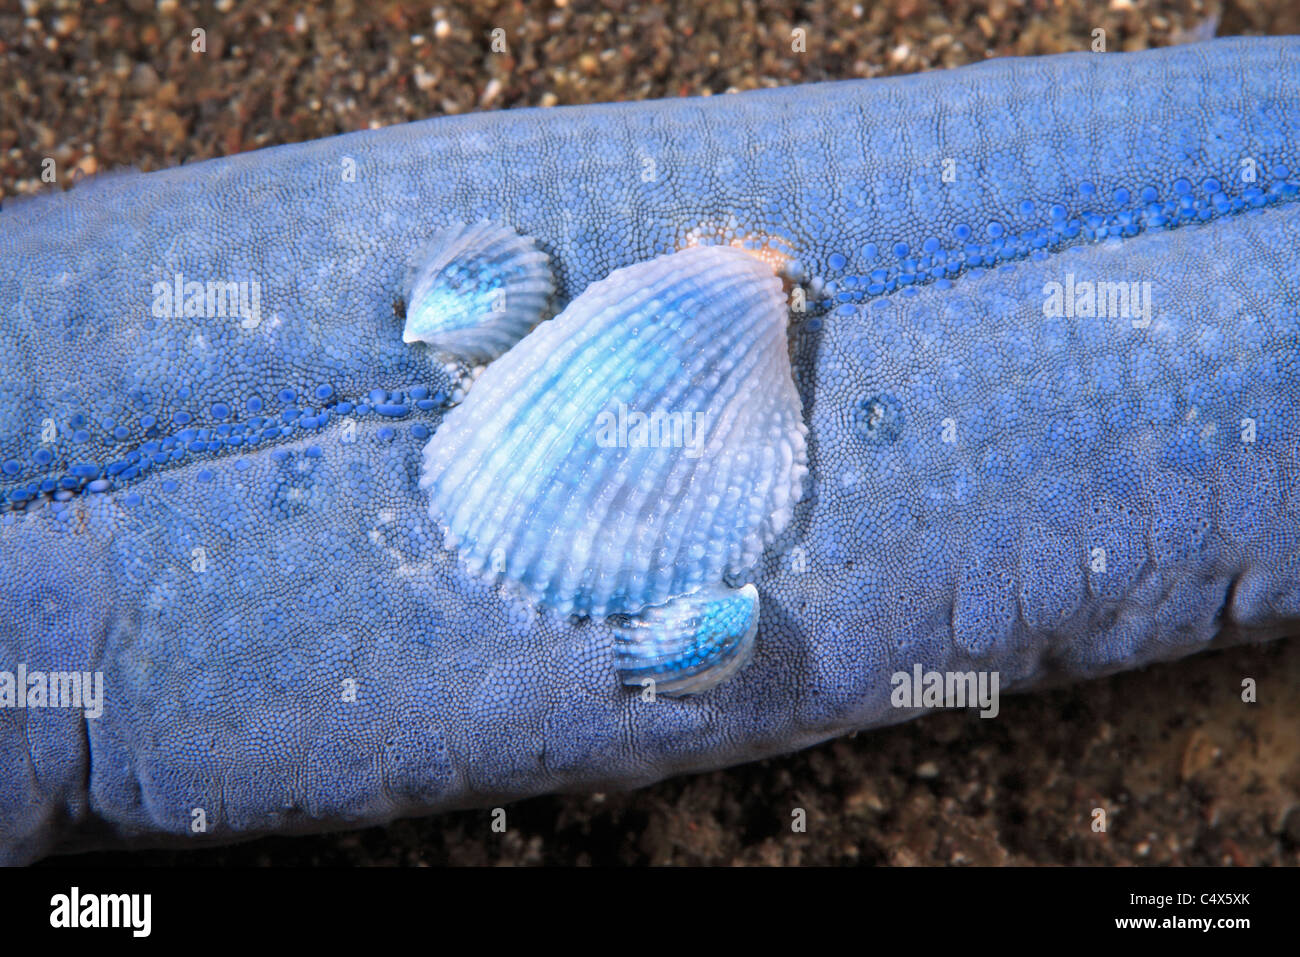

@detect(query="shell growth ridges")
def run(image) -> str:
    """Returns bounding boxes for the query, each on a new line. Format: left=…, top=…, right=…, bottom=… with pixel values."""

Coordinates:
left=418, top=245, right=808, bottom=623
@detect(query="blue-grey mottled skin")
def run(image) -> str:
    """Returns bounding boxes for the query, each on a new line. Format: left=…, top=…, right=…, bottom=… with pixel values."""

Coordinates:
left=1, top=38, right=1299, bottom=863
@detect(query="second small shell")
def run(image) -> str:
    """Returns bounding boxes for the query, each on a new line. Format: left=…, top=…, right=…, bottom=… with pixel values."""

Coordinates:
left=402, top=220, right=553, bottom=364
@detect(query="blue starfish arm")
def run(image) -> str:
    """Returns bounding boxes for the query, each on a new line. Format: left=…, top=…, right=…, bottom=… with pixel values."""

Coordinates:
left=0, top=37, right=1297, bottom=861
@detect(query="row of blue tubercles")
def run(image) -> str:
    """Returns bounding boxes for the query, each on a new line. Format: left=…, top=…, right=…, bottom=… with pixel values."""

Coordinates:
left=687, top=167, right=1299, bottom=331
left=0, top=384, right=450, bottom=512
left=813, top=170, right=1299, bottom=320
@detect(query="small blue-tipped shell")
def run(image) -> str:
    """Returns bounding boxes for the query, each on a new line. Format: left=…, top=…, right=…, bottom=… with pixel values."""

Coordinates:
left=402, top=220, right=553, bottom=363
left=614, top=583, right=760, bottom=696
left=419, top=245, right=808, bottom=617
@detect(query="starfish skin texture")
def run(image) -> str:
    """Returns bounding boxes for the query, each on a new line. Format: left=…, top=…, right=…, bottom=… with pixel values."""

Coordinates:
left=0, top=37, right=1298, bottom=863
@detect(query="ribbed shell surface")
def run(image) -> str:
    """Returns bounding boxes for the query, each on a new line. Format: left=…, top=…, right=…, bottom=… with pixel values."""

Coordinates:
left=419, top=245, right=808, bottom=617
